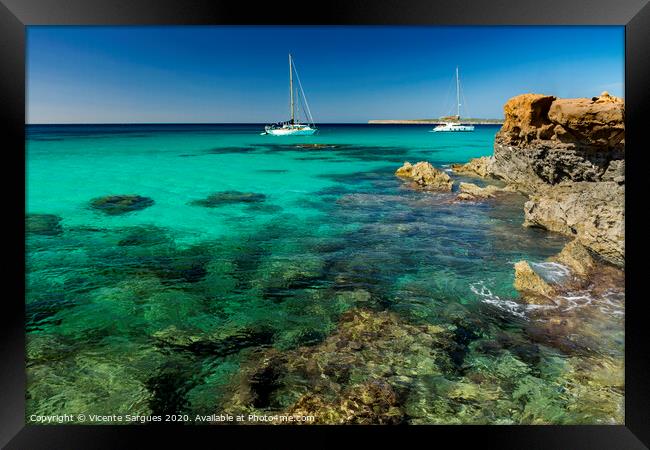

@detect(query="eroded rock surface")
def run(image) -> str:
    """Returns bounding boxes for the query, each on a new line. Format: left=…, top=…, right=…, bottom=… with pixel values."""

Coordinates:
left=513, top=261, right=557, bottom=303
left=456, top=182, right=503, bottom=201
left=395, top=161, right=453, bottom=191
left=451, top=156, right=494, bottom=178
left=491, top=92, right=624, bottom=189
left=549, top=239, right=595, bottom=277
left=485, top=92, right=624, bottom=266
left=523, top=182, right=624, bottom=266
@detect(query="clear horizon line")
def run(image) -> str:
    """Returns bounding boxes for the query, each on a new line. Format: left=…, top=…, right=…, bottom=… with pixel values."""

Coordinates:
left=26, top=122, right=370, bottom=125
left=26, top=120, right=504, bottom=126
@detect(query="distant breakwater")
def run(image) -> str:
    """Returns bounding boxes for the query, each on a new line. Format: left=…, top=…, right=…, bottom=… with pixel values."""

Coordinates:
left=368, top=119, right=504, bottom=125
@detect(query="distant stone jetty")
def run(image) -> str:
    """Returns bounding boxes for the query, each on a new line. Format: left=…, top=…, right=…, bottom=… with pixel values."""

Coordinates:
left=368, top=119, right=504, bottom=125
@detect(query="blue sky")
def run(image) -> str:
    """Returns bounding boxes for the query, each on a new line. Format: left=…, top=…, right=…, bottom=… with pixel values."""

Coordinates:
left=26, top=26, right=624, bottom=123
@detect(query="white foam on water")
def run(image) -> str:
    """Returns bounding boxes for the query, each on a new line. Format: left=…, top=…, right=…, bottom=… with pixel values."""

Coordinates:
left=553, top=288, right=624, bottom=316
left=557, top=293, right=594, bottom=311
left=470, top=280, right=529, bottom=319
left=530, top=261, right=571, bottom=284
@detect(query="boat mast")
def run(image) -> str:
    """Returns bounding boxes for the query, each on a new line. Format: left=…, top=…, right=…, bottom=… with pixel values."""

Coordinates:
left=289, top=54, right=295, bottom=124
left=456, top=66, right=461, bottom=119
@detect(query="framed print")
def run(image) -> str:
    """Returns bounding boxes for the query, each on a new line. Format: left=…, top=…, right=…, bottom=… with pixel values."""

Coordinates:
left=1, top=0, right=649, bottom=447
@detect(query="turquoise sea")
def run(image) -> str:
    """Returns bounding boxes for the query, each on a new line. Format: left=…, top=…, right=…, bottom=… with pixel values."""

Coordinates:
left=26, top=124, right=624, bottom=424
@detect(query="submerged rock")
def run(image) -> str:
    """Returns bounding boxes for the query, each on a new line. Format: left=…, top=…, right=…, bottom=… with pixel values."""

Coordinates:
left=220, top=308, right=455, bottom=423
left=189, top=191, right=266, bottom=207
left=152, top=324, right=274, bottom=357
left=244, top=203, right=283, bottom=214
left=90, top=195, right=154, bottom=215
left=26, top=214, right=63, bottom=236
left=287, top=379, right=404, bottom=425
left=451, top=156, right=494, bottom=178
left=117, top=225, right=172, bottom=247
left=295, top=144, right=338, bottom=149
left=395, top=161, right=453, bottom=191
left=150, top=250, right=210, bottom=284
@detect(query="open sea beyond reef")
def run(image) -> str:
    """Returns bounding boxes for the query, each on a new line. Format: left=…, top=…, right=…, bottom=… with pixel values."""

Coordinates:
left=26, top=124, right=624, bottom=424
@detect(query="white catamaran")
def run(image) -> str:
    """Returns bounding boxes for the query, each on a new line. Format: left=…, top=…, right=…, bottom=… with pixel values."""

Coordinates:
left=263, top=54, right=317, bottom=136
left=432, top=67, right=475, bottom=132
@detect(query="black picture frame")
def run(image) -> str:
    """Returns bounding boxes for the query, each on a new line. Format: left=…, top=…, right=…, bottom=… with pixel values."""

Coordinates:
left=2, top=0, right=648, bottom=447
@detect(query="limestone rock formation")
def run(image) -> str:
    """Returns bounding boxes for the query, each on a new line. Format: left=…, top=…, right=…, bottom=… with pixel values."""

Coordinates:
left=486, top=92, right=624, bottom=267
left=395, top=161, right=453, bottom=191
left=513, top=261, right=557, bottom=304
left=549, top=239, right=595, bottom=277
left=491, top=92, right=624, bottom=190
left=523, top=181, right=624, bottom=267
left=451, top=156, right=494, bottom=178
left=456, top=182, right=502, bottom=201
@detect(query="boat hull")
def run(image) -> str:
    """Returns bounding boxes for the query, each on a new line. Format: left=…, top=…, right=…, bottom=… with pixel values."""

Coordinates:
left=265, top=127, right=317, bottom=136
left=432, top=124, right=475, bottom=132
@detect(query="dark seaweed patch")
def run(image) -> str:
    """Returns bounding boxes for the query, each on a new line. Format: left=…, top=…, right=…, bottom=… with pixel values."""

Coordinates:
left=244, top=203, right=283, bottom=214
left=205, top=146, right=256, bottom=155
left=248, top=355, right=286, bottom=408
left=146, top=362, right=195, bottom=415
left=26, top=295, right=76, bottom=332
left=26, top=214, right=63, bottom=236
left=261, top=277, right=329, bottom=303
left=317, top=166, right=397, bottom=185
left=90, top=195, right=154, bottom=215
left=186, top=329, right=275, bottom=357
left=150, top=254, right=210, bottom=284
left=189, top=191, right=266, bottom=208
left=117, top=226, right=172, bottom=247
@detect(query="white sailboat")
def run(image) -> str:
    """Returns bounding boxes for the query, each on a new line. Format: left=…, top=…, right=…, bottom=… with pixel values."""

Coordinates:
left=263, top=54, right=317, bottom=136
left=432, top=67, right=475, bottom=132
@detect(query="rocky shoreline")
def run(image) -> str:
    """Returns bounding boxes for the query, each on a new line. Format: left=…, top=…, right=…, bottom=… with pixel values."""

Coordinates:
left=393, top=92, right=625, bottom=356
left=451, top=92, right=624, bottom=268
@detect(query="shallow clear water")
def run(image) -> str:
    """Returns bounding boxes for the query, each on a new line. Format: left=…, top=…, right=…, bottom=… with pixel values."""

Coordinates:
left=26, top=124, right=624, bottom=424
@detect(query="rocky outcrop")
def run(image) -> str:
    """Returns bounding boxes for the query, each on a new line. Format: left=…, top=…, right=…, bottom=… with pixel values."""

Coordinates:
left=513, top=239, right=624, bottom=366
left=487, top=92, right=624, bottom=267
left=523, top=181, right=624, bottom=266
left=451, top=156, right=494, bottom=178
left=491, top=92, right=624, bottom=190
left=456, top=182, right=503, bottom=201
left=395, top=161, right=453, bottom=191
left=549, top=239, right=595, bottom=277
left=513, top=261, right=557, bottom=304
